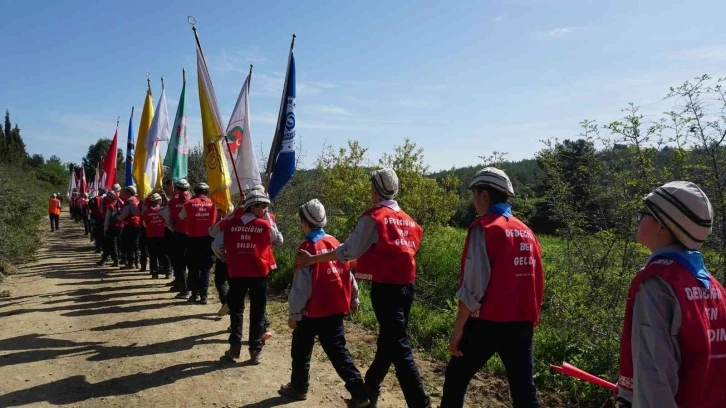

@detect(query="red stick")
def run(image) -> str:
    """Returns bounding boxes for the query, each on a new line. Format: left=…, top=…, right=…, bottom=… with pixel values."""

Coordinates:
left=550, top=362, right=617, bottom=391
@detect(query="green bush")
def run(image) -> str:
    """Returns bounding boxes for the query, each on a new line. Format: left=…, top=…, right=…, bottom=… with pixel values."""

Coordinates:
left=0, top=163, right=60, bottom=272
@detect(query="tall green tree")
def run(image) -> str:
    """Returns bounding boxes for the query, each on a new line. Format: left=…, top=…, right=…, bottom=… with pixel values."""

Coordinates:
left=83, top=138, right=124, bottom=185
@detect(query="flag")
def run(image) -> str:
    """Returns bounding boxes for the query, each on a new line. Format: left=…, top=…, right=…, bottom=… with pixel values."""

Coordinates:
left=226, top=72, right=261, bottom=195
left=79, top=166, right=87, bottom=194
left=66, top=172, right=75, bottom=198
left=194, top=29, right=233, bottom=211
left=125, top=108, right=135, bottom=186
left=132, top=86, right=155, bottom=196
left=101, top=127, right=119, bottom=189
left=144, top=82, right=170, bottom=196
left=91, top=162, right=100, bottom=197
left=163, top=71, right=188, bottom=182
left=73, top=171, right=79, bottom=191
left=266, top=46, right=296, bottom=200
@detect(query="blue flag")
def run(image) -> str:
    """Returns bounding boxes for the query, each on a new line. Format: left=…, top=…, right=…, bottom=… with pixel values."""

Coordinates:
left=125, top=109, right=135, bottom=186
left=267, top=50, right=296, bottom=200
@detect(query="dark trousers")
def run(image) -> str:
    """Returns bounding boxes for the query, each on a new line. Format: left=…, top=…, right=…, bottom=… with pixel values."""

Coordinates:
left=185, top=236, right=213, bottom=297
left=170, top=232, right=188, bottom=292
left=101, top=226, right=120, bottom=262
left=214, top=259, right=228, bottom=305
left=49, top=213, right=59, bottom=231
left=139, top=229, right=148, bottom=268
left=365, top=282, right=430, bottom=408
left=120, top=226, right=141, bottom=265
left=228, top=276, right=267, bottom=352
left=148, top=236, right=170, bottom=275
left=441, top=320, right=539, bottom=408
left=92, top=216, right=105, bottom=251
left=291, top=314, right=367, bottom=399
left=83, top=215, right=90, bottom=234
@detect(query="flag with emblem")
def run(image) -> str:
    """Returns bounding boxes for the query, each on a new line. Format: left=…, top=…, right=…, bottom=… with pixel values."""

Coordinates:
left=163, top=70, right=188, bottom=182
left=226, top=71, right=261, bottom=195
left=193, top=26, right=233, bottom=211
left=266, top=38, right=296, bottom=200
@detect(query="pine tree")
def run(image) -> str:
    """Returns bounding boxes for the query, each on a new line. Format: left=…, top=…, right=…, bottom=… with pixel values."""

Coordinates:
left=4, top=110, right=11, bottom=146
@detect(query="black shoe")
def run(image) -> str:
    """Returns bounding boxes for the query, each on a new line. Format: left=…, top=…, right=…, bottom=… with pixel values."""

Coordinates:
left=169, top=286, right=180, bottom=292
left=347, top=396, right=371, bottom=408
left=111, top=261, right=119, bottom=267
left=152, top=274, right=159, bottom=279
left=175, top=291, right=189, bottom=299
left=198, top=296, right=208, bottom=305
left=164, top=273, right=171, bottom=279
left=139, top=264, right=146, bottom=272
left=225, top=344, right=242, bottom=360
left=96, top=260, right=106, bottom=267
left=278, top=383, right=307, bottom=401
left=187, top=293, right=198, bottom=302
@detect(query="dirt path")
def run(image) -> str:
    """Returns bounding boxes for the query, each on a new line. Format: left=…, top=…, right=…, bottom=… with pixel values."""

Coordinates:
left=0, top=215, right=414, bottom=408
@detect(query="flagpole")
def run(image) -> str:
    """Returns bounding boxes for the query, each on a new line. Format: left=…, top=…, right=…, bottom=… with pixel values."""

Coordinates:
left=265, top=34, right=295, bottom=191
left=189, top=17, right=244, bottom=197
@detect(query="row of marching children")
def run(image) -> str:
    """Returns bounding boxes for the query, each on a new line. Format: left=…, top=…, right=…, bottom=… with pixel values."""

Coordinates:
left=80, top=164, right=726, bottom=408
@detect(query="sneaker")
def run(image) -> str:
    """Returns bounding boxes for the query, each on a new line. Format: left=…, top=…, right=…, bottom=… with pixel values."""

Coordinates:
left=225, top=344, right=241, bottom=360
left=164, top=273, right=171, bottom=279
left=139, top=264, right=146, bottom=272
left=169, top=286, right=180, bottom=292
left=111, top=261, right=119, bottom=267
left=187, top=293, right=199, bottom=303
left=249, top=349, right=264, bottom=365
left=121, top=264, right=133, bottom=270
left=96, top=260, right=106, bottom=267
left=278, top=383, right=307, bottom=401
left=152, top=274, right=159, bottom=279
left=198, top=296, right=208, bottom=305
left=217, top=304, right=230, bottom=317
left=262, top=331, right=273, bottom=345
left=167, top=280, right=177, bottom=286
left=175, top=291, right=190, bottom=299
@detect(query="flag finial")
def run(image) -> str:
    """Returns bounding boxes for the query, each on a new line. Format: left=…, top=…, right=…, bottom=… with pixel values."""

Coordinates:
left=291, top=34, right=296, bottom=51
left=147, top=73, right=151, bottom=90
left=131, top=106, right=135, bottom=116
left=116, top=116, right=120, bottom=127
left=161, top=77, right=165, bottom=91
left=182, top=68, right=186, bottom=83
left=187, top=15, right=197, bottom=27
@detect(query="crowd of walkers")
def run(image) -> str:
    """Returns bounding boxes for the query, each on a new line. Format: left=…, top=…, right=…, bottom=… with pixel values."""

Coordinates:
left=50, top=167, right=726, bottom=408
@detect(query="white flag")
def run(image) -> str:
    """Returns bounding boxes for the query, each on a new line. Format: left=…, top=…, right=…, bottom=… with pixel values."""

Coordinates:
left=144, top=84, right=170, bottom=196
left=225, top=74, right=261, bottom=195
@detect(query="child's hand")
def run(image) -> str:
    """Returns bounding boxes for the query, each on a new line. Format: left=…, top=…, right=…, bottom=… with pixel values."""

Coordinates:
left=287, top=318, right=297, bottom=330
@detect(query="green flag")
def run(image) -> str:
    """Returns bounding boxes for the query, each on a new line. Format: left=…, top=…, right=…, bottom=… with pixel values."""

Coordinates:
left=163, top=71, right=188, bottom=182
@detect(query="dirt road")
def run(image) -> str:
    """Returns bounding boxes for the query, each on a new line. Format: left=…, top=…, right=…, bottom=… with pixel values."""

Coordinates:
left=0, top=217, right=415, bottom=407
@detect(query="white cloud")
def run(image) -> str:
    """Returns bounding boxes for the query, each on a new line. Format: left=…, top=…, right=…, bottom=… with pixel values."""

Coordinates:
left=544, top=26, right=579, bottom=38
left=492, top=16, right=504, bottom=22
left=666, top=45, right=726, bottom=61
left=399, top=99, right=437, bottom=109
left=310, top=105, right=354, bottom=116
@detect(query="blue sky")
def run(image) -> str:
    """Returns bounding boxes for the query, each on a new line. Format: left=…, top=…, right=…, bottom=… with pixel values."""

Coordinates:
left=2, top=0, right=726, bottom=171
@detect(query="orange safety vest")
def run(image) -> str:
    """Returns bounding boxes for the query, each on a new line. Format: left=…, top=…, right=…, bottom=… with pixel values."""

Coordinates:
left=48, top=198, right=61, bottom=215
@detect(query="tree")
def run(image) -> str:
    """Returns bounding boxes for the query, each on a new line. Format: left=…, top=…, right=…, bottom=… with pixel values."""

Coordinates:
left=4, top=110, right=10, bottom=146
left=379, top=138, right=459, bottom=227
left=83, top=138, right=124, bottom=185
left=28, top=154, right=45, bottom=168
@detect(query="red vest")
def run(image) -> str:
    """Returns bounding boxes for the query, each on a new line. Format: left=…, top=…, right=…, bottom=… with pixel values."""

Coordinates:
left=223, top=214, right=277, bottom=278
left=91, top=196, right=104, bottom=218
left=183, top=195, right=217, bottom=237
left=168, top=193, right=190, bottom=234
left=143, top=206, right=166, bottom=238
left=297, top=235, right=353, bottom=318
left=619, top=258, right=726, bottom=407
left=355, top=205, right=422, bottom=285
left=123, top=196, right=142, bottom=228
left=104, top=199, right=123, bottom=228
left=461, top=214, right=544, bottom=325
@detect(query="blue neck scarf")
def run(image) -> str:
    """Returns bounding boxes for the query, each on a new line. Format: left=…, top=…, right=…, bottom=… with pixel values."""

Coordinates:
left=487, top=203, right=512, bottom=219
left=306, top=228, right=326, bottom=243
left=648, top=245, right=711, bottom=289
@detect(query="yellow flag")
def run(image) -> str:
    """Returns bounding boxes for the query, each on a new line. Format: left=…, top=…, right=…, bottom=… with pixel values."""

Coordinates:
left=132, top=88, right=155, bottom=198
left=196, top=41, right=233, bottom=211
